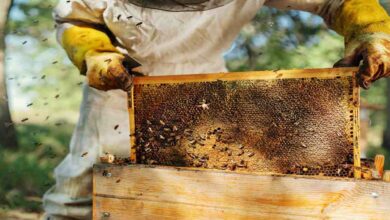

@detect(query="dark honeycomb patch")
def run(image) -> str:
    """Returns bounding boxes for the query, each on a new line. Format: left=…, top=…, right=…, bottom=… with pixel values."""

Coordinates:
left=133, top=76, right=357, bottom=177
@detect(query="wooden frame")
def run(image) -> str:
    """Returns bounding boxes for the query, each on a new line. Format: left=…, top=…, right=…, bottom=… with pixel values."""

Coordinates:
left=93, top=164, right=389, bottom=220
left=128, top=67, right=361, bottom=178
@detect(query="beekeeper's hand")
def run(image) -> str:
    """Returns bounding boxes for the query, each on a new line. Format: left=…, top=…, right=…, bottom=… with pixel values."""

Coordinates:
left=266, top=0, right=390, bottom=89
left=326, top=0, right=390, bottom=89
left=60, top=25, right=142, bottom=91
left=334, top=33, right=390, bottom=89
left=85, top=51, right=133, bottom=91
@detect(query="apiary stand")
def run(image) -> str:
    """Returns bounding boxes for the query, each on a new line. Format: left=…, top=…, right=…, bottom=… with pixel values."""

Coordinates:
left=93, top=164, right=390, bottom=219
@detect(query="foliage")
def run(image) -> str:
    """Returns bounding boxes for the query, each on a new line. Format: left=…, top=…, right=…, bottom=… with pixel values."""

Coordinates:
left=1, top=0, right=390, bottom=213
left=6, top=0, right=83, bottom=113
left=0, top=123, right=72, bottom=212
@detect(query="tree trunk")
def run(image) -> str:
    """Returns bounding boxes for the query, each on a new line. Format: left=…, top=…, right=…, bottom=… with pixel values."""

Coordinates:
left=383, top=78, right=390, bottom=152
left=0, top=0, right=18, bottom=149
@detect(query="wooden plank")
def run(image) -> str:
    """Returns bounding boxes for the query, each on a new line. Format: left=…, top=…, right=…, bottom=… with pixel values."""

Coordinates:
left=132, top=67, right=358, bottom=85
left=352, top=68, right=361, bottom=178
left=93, top=164, right=390, bottom=220
left=128, top=86, right=136, bottom=162
left=128, top=67, right=361, bottom=178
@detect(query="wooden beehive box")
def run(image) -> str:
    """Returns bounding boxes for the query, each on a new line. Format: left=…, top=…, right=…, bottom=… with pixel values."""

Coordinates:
left=128, top=67, right=361, bottom=178
left=93, top=164, right=390, bottom=219
left=93, top=68, right=390, bottom=220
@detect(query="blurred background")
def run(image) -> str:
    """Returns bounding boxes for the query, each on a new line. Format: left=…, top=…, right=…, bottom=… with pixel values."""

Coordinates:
left=0, top=0, right=389, bottom=218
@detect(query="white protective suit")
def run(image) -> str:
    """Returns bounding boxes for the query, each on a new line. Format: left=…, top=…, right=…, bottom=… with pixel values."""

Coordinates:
left=43, top=0, right=342, bottom=219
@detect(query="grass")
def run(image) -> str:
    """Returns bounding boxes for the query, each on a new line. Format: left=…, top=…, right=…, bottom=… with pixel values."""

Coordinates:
left=0, top=122, right=74, bottom=212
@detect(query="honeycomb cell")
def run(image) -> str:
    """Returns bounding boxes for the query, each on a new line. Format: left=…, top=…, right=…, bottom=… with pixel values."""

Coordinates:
left=132, top=73, right=358, bottom=177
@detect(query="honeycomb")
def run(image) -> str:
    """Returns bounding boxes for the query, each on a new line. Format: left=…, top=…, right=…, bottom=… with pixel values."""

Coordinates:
left=131, top=71, right=358, bottom=177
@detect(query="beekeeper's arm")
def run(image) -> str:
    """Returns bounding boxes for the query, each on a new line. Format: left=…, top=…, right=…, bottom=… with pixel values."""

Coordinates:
left=265, top=0, right=390, bottom=89
left=54, top=0, right=132, bottom=91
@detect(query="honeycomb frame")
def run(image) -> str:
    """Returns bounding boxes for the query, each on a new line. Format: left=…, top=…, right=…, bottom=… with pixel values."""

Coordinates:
left=128, top=68, right=360, bottom=178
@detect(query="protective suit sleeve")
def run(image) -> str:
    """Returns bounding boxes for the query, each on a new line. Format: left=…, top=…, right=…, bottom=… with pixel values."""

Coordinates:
left=264, top=0, right=390, bottom=39
left=265, top=0, right=390, bottom=88
left=53, top=0, right=117, bottom=74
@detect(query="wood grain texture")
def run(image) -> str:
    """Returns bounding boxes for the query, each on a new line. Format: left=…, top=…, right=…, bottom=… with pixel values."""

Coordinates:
left=128, top=86, right=136, bottom=162
left=132, top=67, right=359, bottom=85
left=93, top=164, right=390, bottom=220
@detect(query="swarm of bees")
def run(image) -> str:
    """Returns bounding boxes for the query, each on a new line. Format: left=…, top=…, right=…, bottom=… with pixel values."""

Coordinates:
left=134, top=118, right=260, bottom=171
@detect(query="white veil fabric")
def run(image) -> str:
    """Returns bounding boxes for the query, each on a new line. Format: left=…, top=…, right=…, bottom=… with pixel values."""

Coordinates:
left=127, top=0, right=235, bottom=11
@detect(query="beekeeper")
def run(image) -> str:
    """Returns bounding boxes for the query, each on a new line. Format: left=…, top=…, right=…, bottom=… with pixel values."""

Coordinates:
left=43, top=0, right=390, bottom=219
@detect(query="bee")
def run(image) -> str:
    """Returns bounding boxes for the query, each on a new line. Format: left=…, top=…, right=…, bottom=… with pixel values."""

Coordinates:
left=197, top=99, right=210, bottom=110
left=102, top=170, right=112, bottom=177
left=228, top=163, right=236, bottom=171
left=237, top=160, right=247, bottom=168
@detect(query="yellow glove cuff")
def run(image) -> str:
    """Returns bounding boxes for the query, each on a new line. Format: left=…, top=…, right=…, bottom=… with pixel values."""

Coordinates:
left=332, top=0, right=390, bottom=42
left=62, top=26, right=118, bottom=74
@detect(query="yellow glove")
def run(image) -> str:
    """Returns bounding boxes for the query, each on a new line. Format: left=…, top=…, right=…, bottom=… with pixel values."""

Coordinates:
left=331, top=0, right=390, bottom=89
left=84, top=51, right=133, bottom=91
left=61, top=25, right=134, bottom=91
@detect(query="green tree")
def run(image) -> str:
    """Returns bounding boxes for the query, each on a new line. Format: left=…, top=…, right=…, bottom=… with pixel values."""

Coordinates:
left=226, top=8, right=343, bottom=72
left=0, top=0, right=18, bottom=149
